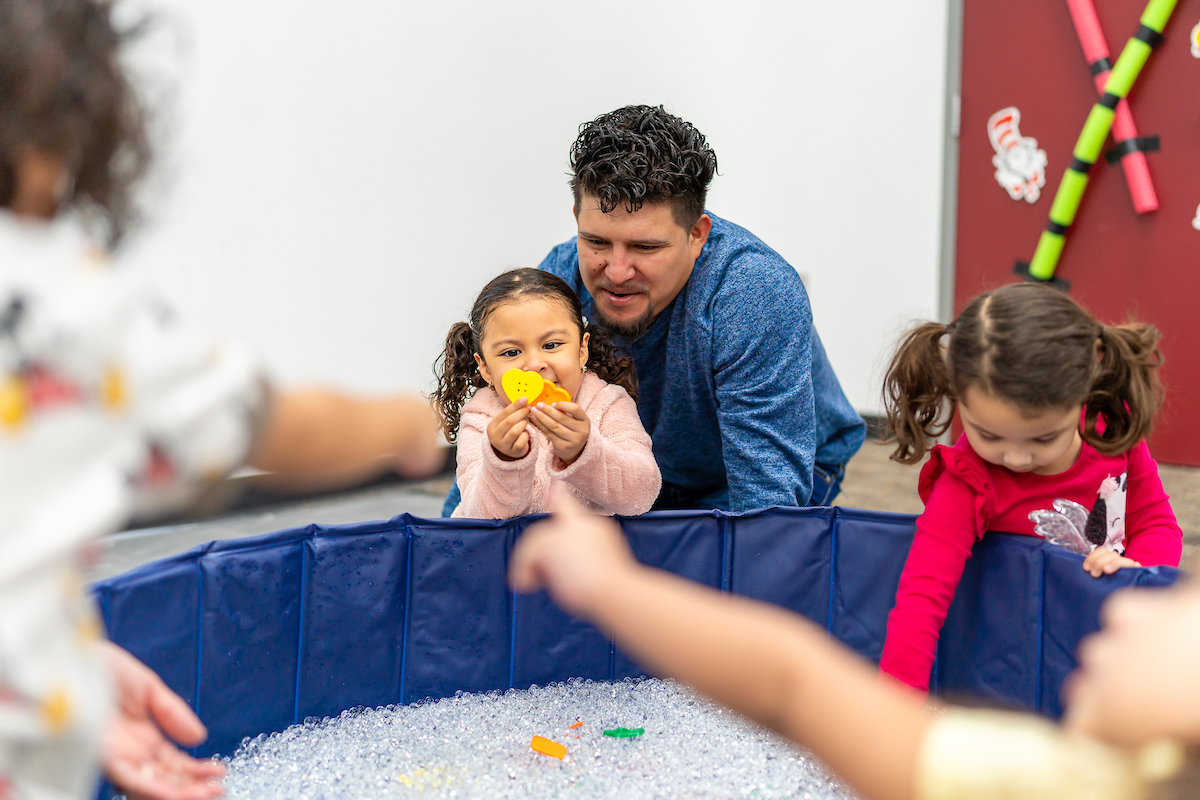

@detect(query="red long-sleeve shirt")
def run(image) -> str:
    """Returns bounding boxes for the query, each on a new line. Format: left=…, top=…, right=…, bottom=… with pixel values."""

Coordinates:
left=879, top=435, right=1181, bottom=691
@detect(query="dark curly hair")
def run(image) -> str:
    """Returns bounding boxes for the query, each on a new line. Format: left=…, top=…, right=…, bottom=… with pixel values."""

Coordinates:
left=432, top=268, right=639, bottom=442
left=883, top=282, right=1164, bottom=464
left=0, top=0, right=150, bottom=246
left=570, top=104, right=717, bottom=229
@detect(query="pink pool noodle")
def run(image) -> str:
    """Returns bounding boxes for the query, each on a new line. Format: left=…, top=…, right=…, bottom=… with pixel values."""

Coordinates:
left=1065, top=0, right=1159, bottom=213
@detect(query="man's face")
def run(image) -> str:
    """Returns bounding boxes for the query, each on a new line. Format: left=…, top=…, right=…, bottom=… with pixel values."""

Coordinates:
left=574, top=195, right=711, bottom=339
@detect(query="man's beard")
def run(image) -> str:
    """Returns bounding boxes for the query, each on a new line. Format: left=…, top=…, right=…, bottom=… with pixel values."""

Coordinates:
left=593, top=304, right=655, bottom=341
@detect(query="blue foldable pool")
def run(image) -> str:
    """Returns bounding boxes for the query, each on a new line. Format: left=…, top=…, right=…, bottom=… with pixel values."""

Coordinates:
left=91, top=506, right=1180, bottom=759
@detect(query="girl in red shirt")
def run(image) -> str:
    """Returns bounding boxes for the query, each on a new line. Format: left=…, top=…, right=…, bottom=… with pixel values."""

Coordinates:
left=879, top=283, right=1181, bottom=692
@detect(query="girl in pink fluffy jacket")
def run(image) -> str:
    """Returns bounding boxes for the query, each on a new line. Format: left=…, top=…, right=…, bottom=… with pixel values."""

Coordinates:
left=433, top=268, right=661, bottom=519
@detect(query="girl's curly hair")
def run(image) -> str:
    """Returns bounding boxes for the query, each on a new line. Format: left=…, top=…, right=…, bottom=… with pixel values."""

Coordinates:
left=0, top=0, right=150, bottom=246
left=432, top=268, right=638, bottom=442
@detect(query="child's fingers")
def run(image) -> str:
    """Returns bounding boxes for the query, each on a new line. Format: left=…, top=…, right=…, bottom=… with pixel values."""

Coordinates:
left=548, top=401, right=586, bottom=421
left=1103, top=556, right=1140, bottom=575
left=508, top=500, right=584, bottom=593
left=489, top=408, right=530, bottom=458
left=1082, top=549, right=1140, bottom=578
left=532, top=403, right=585, bottom=436
left=529, top=413, right=574, bottom=446
left=530, top=406, right=567, bottom=437
left=497, top=402, right=531, bottom=427
left=495, top=407, right=530, bottom=437
left=526, top=412, right=554, bottom=441
left=1083, top=549, right=1110, bottom=578
left=500, top=421, right=529, bottom=452
left=490, top=398, right=529, bottom=431
left=488, top=404, right=529, bottom=442
left=509, top=494, right=633, bottom=616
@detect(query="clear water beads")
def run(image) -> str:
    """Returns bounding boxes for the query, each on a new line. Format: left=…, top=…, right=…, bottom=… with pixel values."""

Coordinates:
left=222, top=677, right=858, bottom=799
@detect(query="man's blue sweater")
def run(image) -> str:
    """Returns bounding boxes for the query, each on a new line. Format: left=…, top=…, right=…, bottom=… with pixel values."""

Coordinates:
left=539, top=212, right=865, bottom=511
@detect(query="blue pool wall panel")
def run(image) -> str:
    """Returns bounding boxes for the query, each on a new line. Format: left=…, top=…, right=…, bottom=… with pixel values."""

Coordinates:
left=91, top=507, right=1182, bottom=758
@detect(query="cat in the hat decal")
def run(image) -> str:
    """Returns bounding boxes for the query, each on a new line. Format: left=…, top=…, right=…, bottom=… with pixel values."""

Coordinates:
left=987, top=106, right=1048, bottom=203
left=1029, top=472, right=1129, bottom=556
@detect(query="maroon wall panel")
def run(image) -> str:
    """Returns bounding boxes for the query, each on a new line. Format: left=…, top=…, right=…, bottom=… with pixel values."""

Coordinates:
left=958, top=0, right=1200, bottom=464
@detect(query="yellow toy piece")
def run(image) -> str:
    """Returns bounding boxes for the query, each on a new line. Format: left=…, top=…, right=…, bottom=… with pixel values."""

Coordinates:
left=530, top=735, right=567, bottom=759
left=0, top=374, right=29, bottom=430
left=501, top=369, right=545, bottom=404
left=542, top=384, right=571, bottom=404
left=501, top=369, right=572, bottom=406
left=40, top=688, right=72, bottom=734
left=101, top=365, right=127, bottom=410
left=397, top=766, right=454, bottom=790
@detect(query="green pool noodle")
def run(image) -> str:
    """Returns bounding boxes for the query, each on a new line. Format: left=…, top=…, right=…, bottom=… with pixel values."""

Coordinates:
left=1029, top=232, right=1067, bottom=279
left=1050, top=169, right=1091, bottom=225
left=1027, top=0, right=1177, bottom=281
left=1142, top=0, right=1176, bottom=30
left=1074, top=106, right=1115, bottom=159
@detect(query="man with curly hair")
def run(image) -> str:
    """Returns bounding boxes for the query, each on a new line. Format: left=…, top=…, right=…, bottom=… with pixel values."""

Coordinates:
left=532, top=105, right=865, bottom=511
left=447, top=105, right=864, bottom=513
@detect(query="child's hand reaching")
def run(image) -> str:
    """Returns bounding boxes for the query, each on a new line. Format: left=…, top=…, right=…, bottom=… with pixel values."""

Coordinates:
left=487, top=397, right=531, bottom=460
left=530, top=401, right=591, bottom=465
left=1082, top=547, right=1141, bottom=578
left=509, top=495, right=636, bottom=619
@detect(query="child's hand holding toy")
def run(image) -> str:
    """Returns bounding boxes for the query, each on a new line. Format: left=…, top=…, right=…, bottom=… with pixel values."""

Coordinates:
left=499, top=370, right=590, bottom=465
left=486, top=396, right=532, bottom=461
left=531, top=400, right=590, bottom=465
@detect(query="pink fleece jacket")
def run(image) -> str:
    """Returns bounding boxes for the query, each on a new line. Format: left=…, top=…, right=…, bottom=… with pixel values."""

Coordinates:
left=452, top=372, right=661, bottom=519
left=879, top=434, right=1181, bottom=691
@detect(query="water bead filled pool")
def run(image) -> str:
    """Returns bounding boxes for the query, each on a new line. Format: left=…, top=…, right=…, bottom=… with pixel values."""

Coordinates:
left=222, top=678, right=856, bottom=799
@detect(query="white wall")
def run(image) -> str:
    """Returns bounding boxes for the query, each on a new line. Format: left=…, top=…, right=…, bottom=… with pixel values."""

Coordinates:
left=118, top=0, right=949, bottom=414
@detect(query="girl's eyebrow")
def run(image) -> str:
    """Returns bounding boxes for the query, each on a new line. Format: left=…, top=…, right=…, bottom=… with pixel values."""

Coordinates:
left=491, top=329, right=570, bottom=348
left=968, top=420, right=1074, bottom=439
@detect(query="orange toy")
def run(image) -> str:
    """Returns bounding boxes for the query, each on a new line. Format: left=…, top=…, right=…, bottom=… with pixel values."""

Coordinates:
left=530, top=735, right=567, bottom=759
left=500, top=369, right=571, bottom=406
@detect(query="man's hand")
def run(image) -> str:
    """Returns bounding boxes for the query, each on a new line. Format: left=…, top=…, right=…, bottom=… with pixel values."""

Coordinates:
left=509, top=495, right=636, bottom=618
left=1082, top=547, right=1140, bottom=578
left=102, top=642, right=225, bottom=800
left=486, top=397, right=531, bottom=460
left=530, top=401, right=590, bottom=465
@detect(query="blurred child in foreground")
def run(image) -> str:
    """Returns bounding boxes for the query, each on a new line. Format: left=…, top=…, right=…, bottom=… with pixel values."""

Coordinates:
left=0, top=0, right=442, bottom=796
left=512, top=500, right=1199, bottom=800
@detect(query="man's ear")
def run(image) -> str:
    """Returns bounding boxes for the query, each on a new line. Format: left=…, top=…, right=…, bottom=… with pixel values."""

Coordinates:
left=474, top=352, right=493, bottom=386
left=688, top=213, right=713, bottom=260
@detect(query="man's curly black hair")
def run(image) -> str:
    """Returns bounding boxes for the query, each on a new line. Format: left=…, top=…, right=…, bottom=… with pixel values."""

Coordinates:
left=570, top=105, right=717, bottom=229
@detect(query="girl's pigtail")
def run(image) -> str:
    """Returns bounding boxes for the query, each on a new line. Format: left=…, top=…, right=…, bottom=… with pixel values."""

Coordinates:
left=586, top=324, right=639, bottom=402
left=882, top=322, right=954, bottom=464
left=1084, top=322, right=1164, bottom=455
left=431, top=322, right=488, bottom=443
